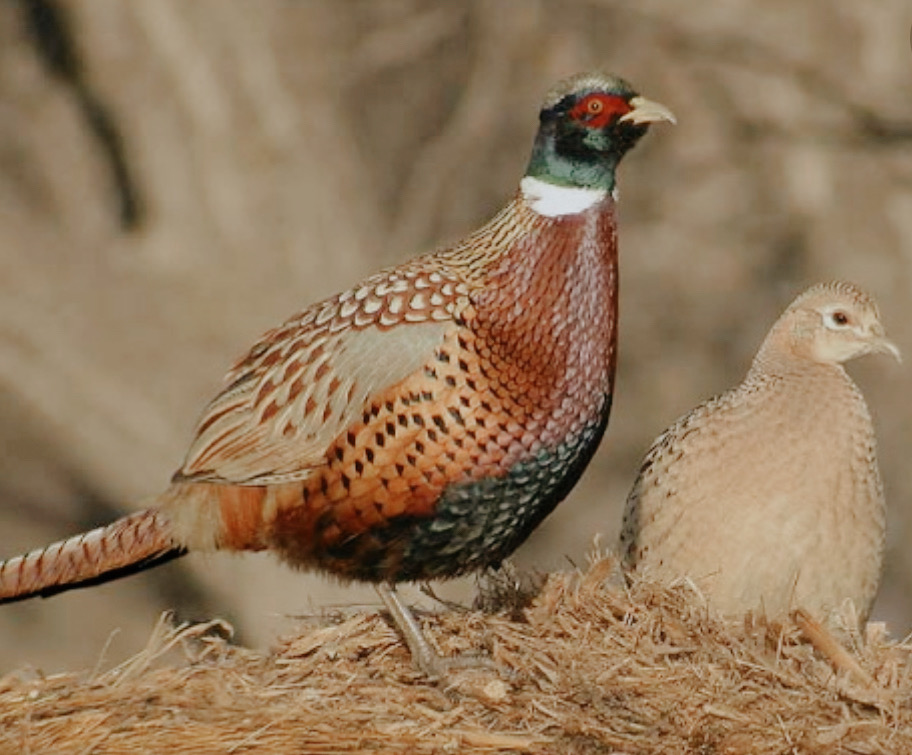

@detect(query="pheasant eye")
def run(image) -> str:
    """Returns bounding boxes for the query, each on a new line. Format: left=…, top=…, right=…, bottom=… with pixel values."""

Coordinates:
left=569, top=94, right=628, bottom=127
left=826, top=310, right=851, bottom=328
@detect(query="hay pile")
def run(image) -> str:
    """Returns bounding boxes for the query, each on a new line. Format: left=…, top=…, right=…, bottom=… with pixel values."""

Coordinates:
left=1, top=559, right=910, bottom=754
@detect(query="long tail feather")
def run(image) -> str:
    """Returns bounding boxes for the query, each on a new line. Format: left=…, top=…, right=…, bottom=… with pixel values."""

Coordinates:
left=0, top=509, right=185, bottom=604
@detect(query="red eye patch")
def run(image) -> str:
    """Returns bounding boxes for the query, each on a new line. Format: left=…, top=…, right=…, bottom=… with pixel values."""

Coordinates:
left=569, top=94, right=631, bottom=128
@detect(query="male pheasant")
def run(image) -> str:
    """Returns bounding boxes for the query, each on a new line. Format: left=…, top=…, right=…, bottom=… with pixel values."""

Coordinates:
left=0, top=71, right=673, bottom=675
left=620, top=282, right=898, bottom=629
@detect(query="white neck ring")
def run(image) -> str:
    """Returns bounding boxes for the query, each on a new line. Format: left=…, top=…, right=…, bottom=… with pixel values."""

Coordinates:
left=520, top=176, right=609, bottom=217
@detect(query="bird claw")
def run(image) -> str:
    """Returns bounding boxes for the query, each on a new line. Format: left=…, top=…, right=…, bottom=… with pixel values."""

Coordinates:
left=413, top=647, right=498, bottom=681
left=376, top=583, right=506, bottom=681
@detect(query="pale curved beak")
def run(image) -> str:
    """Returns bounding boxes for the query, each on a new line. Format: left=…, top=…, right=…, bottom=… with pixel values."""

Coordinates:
left=619, top=95, right=677, bottom=126
left=874, top=337, right=902, bottom=363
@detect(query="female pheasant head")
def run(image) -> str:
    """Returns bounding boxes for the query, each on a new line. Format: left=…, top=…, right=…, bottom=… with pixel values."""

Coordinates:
left=523, top=71, right=675, bottom=210
left=758, top=282, right=900, bottom=369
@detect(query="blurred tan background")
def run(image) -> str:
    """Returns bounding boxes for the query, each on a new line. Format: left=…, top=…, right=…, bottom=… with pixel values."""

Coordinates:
left=0, top=0, right=910, bottom=672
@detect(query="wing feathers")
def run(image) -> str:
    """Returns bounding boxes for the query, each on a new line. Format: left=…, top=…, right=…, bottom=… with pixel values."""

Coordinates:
left=177, top=267, right=468, bottom=485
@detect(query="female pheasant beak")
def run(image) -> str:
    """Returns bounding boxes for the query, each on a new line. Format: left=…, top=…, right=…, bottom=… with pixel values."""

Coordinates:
left=872, top=334, right=902, bottom=363
left=620, top=96, right=677, bottom=126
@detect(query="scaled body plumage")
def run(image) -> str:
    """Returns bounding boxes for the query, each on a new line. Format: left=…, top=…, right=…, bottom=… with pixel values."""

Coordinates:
left=621, top=282, right=897, bottom=628
left=0, top=72, right=674, bottom=674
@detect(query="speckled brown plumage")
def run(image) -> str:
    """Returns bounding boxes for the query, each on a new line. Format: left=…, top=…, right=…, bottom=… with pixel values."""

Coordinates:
left=620, top=282, right=898, bottom=629
left=0, top=71, right=673, bottom=674
left=165, top=199, right=621, bottom=583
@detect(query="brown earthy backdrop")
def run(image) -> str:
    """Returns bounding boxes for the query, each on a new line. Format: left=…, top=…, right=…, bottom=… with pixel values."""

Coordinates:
left=0, top=0, right=910, bottom=672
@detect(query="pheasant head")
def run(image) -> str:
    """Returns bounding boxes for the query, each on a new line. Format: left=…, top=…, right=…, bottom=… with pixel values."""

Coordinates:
left=755, top=281, right=901, bottom=371
left=524, top=71, right=675, bottom=200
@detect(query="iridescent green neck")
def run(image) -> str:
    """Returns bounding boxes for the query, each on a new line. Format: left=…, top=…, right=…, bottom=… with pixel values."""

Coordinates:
left=524, top=127, right=620, bottom=193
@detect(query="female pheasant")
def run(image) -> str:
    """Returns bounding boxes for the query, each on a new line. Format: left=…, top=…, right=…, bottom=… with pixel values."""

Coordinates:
left=621, top=282, right=898, bottom=630
left=0, top=71, right=673, bottom=675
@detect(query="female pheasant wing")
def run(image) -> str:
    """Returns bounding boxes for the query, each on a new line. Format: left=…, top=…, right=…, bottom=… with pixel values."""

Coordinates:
left=176, top=266, right=469, bottom=485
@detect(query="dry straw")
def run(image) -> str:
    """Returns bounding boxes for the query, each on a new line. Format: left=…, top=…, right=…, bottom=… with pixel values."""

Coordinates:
left=1, top=558, right=910, bottom=754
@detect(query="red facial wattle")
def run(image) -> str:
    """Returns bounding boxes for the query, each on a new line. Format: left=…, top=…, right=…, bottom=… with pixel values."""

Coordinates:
left=569, top=93, right=632, bottom=129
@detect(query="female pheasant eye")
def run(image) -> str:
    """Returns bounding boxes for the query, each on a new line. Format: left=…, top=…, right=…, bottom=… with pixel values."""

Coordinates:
left=826, top=310, right=851, bottom=328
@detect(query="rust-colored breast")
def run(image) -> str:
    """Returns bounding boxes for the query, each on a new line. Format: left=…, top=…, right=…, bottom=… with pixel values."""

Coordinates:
left=263, top=200, right=620, bottom=581
left=175, top=197, right=620, bottom=583
left=265, top=323, right=539, bottom=576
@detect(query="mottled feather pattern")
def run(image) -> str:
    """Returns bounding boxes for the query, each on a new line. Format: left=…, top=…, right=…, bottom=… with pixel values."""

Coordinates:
left=621, top=283, right=893, bottom=626
left=623, top=369, right=886, bottom=620
left=0, top=72, right=676, bottom=677
left=166, top=194, right=621, bottom=581
left=0, top=510, right=179, bottom=602
left=175, top=197, right=548, bottom=487
left=789, top=280, right=883, bottom=316
left=273, top=198, right=621, bottom=582
left=178, top=267, right=472, bottom=484
left=177, top=195, right=613, bottom=485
